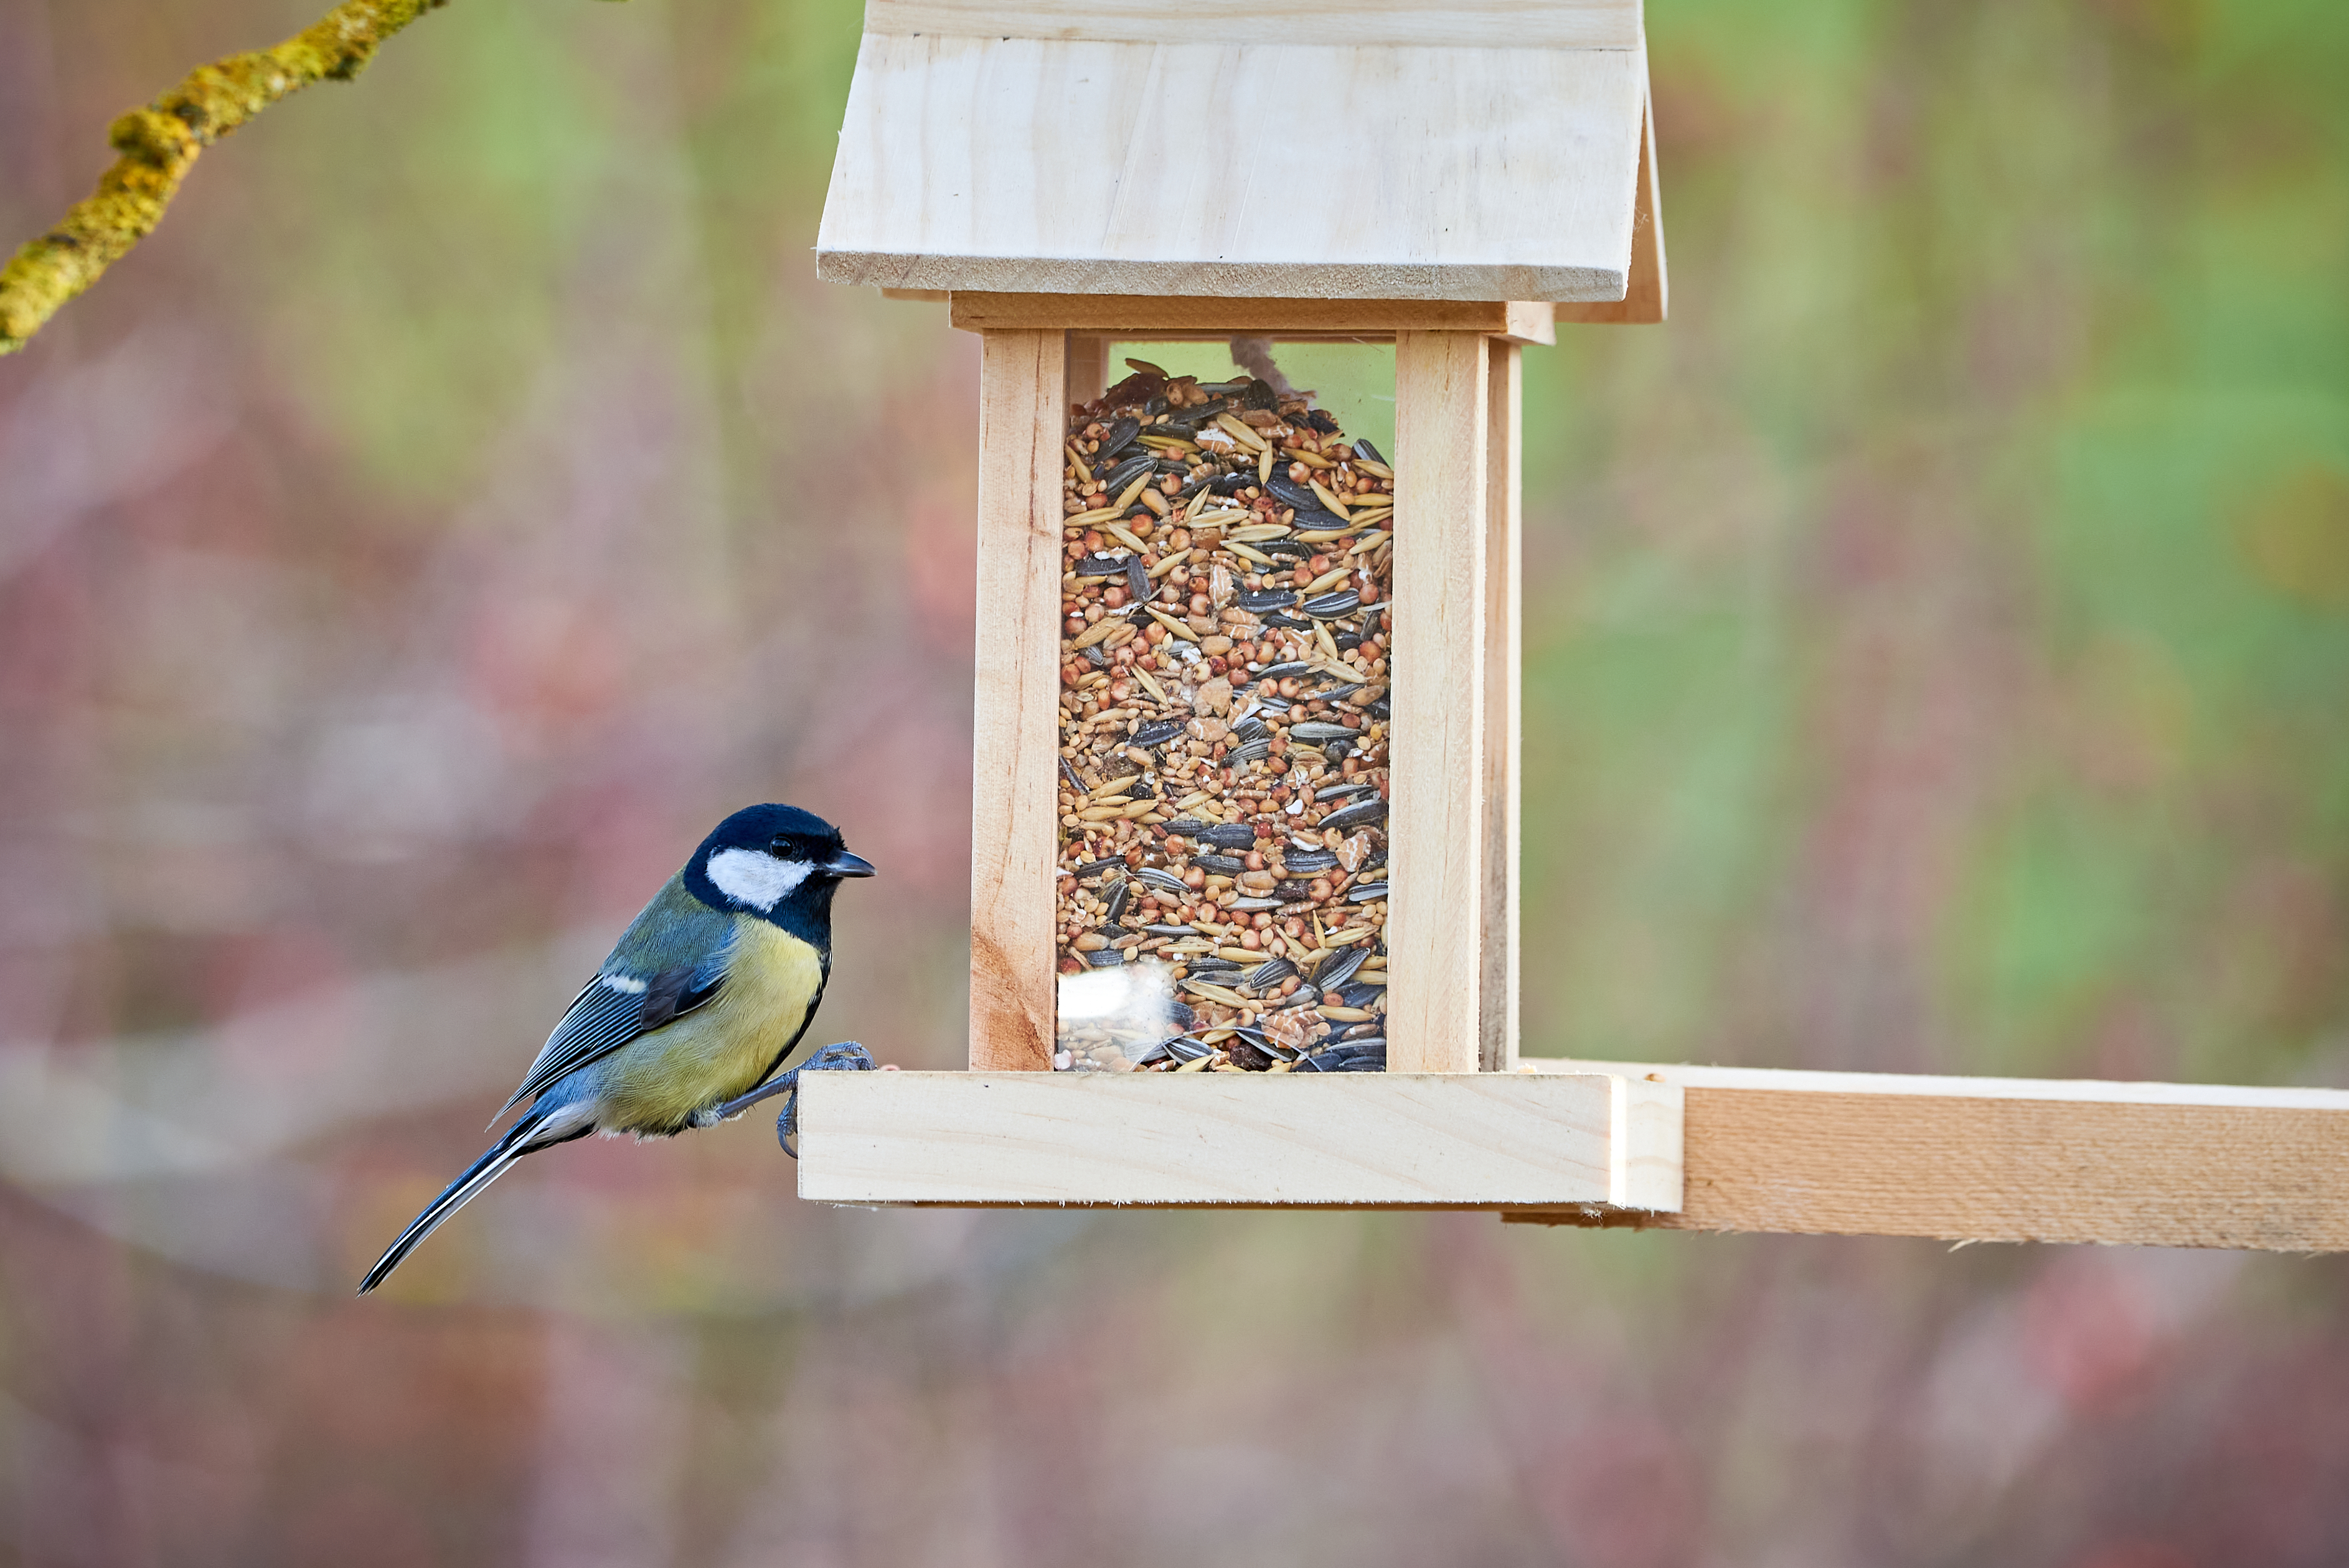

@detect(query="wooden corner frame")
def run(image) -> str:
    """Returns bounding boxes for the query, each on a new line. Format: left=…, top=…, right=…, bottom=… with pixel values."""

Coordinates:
left=968, top=317, right=1527, bottom=1076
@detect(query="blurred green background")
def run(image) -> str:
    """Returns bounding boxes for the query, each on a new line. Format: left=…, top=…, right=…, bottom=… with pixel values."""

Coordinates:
left=2, top=0, right=2346, bottom=1561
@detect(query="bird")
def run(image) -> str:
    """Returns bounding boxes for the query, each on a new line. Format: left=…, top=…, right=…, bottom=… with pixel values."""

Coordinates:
left=359, top=803, right=877, bottom=1294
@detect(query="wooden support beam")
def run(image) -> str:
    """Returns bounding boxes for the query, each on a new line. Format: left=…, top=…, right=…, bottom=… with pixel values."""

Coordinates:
left=798, top=1071, right=1684, bottom=1209
left=967, top=329, right=1066, bottom=1070
left=1388, top=331, right=1491, bottom=1074
left=951, top=294, right=1556, bottom=345
left=1481, top=342, right=1522, bottom=1072
left=1505, top=1061, right=2349, bottom=1252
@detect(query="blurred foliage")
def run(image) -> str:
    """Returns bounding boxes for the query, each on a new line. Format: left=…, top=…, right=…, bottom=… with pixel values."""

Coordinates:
left=1, top=0, right=2346, bottom=1561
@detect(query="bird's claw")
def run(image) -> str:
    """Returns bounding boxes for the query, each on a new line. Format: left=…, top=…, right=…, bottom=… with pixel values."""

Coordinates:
left=770, top=1046, right=883, bottom=1159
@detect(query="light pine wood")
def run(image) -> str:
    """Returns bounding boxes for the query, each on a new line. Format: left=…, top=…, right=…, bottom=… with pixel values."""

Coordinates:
left=1555, top=92, right=1667, bottom=325
left=817, top=35, right=1646, bottom=301
left=1506, top=1061, right=2349, bottom=1251
left=863, top=0, right=1643, bottom=50
left=1388, top=331, right=1490, bottom=1074
left=1064, top=334, right=1108, bottom=407
left=968, top=330, right=1066, bottom=1071
left=954, top=295, right=1558, bottom=344
left=1480, top=343, right=1523, bottom=1072
left=798, top=1071, right=1685, bottom=1208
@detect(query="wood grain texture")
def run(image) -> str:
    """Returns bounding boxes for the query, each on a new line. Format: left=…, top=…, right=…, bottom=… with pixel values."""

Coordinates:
left=817, top=35, right=1644, bottom=301
left=798, top=1071, right=1684, bottom=1208
left=1064, top=333, right=1108, bottom=406
left=1555, top=90, right=1666, bottom=325
left=864, top=0, right=1643, bottom=50
left=1387, top=332, right=1489, bottom=1074
left=1479, top=343, right=1522, bottom=1073
left=968, top=330, right=1066, bottom=1071
left=1505, top=1060, right=2349, bottom=1250
left=954, top=294, right=1558, bottom=339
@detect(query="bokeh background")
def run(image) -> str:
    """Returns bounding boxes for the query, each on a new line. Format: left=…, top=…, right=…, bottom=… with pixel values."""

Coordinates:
left=4, top=0, right=2347, bottom=1561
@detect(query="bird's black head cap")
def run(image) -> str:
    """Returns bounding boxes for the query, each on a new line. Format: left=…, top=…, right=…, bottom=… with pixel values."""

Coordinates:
left=684, top=804, right=875, bottom=941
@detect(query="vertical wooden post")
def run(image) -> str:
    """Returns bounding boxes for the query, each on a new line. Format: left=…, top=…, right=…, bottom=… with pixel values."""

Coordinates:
left=1388, top=331, right=1490, bottom=1074
left=1481, top=341, right=1522, bottom=1071
left=969, top=329, right=1066, bottom=1070
left=1066, top=335, right=1109, bottom=407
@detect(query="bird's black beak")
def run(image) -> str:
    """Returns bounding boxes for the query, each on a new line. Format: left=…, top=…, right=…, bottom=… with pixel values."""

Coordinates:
left=823, top=848, right=877, bottom=879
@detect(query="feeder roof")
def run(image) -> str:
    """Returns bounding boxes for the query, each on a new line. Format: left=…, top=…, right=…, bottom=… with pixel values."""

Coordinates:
left=815, top=0, right=1652, bottom=303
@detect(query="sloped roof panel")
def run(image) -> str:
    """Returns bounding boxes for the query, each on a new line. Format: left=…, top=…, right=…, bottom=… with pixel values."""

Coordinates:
left=816, top=2, right=1649, bottom=301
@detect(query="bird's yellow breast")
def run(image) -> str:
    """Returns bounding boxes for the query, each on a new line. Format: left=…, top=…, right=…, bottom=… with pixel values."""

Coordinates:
left=598, top=920, right=827, bottom=1134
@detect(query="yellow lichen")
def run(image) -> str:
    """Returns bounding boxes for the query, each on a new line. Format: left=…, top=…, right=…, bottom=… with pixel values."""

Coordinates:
left=0, top=0, right=451, bottom=355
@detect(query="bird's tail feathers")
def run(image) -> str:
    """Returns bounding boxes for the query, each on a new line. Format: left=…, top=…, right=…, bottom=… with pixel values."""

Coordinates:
left=357, top=1107, right=586, bottom=1295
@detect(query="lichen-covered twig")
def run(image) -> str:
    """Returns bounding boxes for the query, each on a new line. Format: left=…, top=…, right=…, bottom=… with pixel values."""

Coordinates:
left=0, top=0, right=450, bottom=356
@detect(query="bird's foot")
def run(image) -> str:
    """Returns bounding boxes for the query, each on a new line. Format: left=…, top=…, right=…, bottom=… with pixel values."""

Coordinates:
left=710, top=1042, right=877, bottom=1157
left=779, top=1041, right=877, bottom=1157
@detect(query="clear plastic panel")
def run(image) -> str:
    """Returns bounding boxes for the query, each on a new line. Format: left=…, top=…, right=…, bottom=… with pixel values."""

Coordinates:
left=1052, top=344, right=1393, bottom=1074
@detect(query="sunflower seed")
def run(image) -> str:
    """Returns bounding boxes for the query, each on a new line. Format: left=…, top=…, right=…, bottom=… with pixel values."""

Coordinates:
left=1321, top=799, right=1389, bottom=832
left=1099, top=453, right=1154, bottom=494
left=1302, top=591, right=1361, bottom=619
left=1132, top=718, right=1187, bottom=748
left=1314, top=946, right=1369, bottom=989
left=1246, top=957, right=1296, bottom=988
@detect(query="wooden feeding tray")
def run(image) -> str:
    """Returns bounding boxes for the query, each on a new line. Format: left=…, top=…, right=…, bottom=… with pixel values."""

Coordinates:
left=793, top=0, right=2349, bottom=1249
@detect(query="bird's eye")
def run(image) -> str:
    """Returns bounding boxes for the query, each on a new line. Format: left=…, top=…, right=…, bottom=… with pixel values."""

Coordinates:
left=769, top=835, right=798, bottom=858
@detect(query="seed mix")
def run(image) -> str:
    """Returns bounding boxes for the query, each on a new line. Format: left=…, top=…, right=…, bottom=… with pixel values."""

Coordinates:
left=1054, top=358, right=1393, bottom=1074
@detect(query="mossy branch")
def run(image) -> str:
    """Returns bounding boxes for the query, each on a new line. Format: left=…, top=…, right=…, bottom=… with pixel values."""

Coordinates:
left=0, top=0, right=450, bottom=356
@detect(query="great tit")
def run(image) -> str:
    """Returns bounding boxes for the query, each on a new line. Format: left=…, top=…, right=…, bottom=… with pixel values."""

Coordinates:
left=359, top=804, right=875, bottom=1294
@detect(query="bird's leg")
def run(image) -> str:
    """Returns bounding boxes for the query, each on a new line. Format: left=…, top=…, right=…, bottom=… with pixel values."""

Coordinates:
left=710, top=1070, right=802, bottom=1120
left=708, top=1043, right=877, bottom=1157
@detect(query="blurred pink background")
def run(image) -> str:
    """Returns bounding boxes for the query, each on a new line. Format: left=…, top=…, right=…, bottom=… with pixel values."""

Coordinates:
left=3, top=0, right=2347, bottom=1562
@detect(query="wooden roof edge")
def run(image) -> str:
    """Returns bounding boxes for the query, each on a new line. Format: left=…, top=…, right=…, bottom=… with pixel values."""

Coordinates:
left=819, top=255, right=1626, bottom=307
left=860, top=0, right=1644, bottom=52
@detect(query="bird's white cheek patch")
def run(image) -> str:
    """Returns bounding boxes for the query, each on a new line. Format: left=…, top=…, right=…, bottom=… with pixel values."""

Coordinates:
left=705, top=847, right=811, bottom=911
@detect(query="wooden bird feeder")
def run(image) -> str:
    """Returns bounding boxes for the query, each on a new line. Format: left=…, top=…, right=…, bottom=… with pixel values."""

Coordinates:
left=793, top=0, right=2349, bottom=1249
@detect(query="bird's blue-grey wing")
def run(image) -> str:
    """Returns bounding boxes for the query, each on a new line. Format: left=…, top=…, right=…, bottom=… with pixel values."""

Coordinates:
left=497, top=877, right=740, bottom=1115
